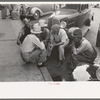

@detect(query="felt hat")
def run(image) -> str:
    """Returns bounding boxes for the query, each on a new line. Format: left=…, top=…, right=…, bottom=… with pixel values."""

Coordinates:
left=31, top=23, right=42, bottom=34
left=71, top=27, right=82, bottom=37
left=39, top=19, right=47, bottom=27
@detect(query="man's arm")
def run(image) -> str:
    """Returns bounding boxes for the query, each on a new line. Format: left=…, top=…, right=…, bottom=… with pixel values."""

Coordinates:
left=54, top=29, right=69, bottom=46
left=73, top=42, right=86, bottom=54
left=32, top=36, right=46, bottom=50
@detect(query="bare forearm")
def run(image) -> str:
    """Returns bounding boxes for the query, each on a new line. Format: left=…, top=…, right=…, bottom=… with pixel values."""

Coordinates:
left=55, top=42, right=64, bottom=46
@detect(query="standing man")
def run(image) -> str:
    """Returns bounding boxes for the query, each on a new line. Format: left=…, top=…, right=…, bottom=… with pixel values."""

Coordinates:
left=20, top=23, right=47, bottom=67
left=1, top=4, right=7, bottom=19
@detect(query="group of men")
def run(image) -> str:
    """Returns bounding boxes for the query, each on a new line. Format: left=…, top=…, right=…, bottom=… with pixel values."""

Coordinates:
left=1, top=4, right=20, bottom=19
left=17, top=18, right=97, bottom=80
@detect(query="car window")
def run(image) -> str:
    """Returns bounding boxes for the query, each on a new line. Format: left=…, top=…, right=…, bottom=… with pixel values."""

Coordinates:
left=81, top=4, right=89, bottom=11
left=65, top=4, right=80, bottom=10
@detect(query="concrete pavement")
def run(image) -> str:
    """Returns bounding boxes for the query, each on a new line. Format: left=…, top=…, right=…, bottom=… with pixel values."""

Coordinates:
left=85, top=8, right=100, bottom=65
left=0, top=11, right=52, bottom=82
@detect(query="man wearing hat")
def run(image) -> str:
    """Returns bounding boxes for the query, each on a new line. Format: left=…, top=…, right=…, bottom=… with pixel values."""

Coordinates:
left=38, top=19, right=50, bottom=49
left=70, top=27, right=97, bottom=69
left=20, top=23, right=47, bottom=67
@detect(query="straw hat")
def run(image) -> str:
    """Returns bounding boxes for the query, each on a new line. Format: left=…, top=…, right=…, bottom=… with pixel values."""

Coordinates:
left=60, top=21, right=67, bottom=28
left=71, top=27, right=82, bottom=37
left=39, top=19, right=47, bottom=27
left=31, top=23, right=42, bottom=34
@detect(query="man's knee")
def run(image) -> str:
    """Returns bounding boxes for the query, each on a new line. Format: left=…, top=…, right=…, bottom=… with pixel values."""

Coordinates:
left=40, top=49, right=47, bottom=59
left=41, top=49, right=47, bottom=55
left=58, top=45, right=64, bottom=51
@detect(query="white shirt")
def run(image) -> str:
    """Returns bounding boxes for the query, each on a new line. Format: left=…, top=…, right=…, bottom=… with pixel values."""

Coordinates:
left=58, top=28, right=69, bottom=43
left=20, top=34, right=45, bottom=53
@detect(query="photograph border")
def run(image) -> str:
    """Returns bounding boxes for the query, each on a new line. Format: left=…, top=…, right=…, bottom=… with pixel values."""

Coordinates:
left=0, top=0, right=100, bottom=99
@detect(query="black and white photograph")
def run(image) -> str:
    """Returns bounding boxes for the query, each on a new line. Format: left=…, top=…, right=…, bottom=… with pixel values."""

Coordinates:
left=1, top=1, right=100, bottom=98
left=0, top=2, right=100, bottom=82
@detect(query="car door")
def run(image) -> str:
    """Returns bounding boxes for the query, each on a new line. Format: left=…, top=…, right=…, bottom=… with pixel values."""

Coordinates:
left=77, top=4, right=91, bottom=28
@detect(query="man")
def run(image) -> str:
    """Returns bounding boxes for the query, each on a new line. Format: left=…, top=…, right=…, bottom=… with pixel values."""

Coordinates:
left=38, top=19, right=51, bottom=49
left=48, top=24, right=69, bottom=67
left=17, top=18, right=31, bottom=45
left=20, top=23, right=47, bottom=67
left=70, top=27, right=97, bottom=69
left=1, top=4, right=7, bottom=19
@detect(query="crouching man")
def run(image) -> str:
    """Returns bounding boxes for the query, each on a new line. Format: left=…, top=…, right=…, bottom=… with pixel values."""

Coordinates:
left=38, top=19, right=51, bottom=49
left=70, top=27, right=97, bottom=69
left=20, top=23, right=47, bottom=67
left=48, top=24, right=69, bottom=67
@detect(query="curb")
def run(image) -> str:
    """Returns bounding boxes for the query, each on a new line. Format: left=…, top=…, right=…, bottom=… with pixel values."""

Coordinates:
left=39, top=67, right=53, bottom=81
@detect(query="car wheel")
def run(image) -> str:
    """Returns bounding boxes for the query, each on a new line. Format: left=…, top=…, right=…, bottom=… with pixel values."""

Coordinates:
left=33, top=10, right=40, bottom=20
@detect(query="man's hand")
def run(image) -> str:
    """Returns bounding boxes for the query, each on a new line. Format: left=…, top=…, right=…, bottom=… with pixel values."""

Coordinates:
left=50, top=42, right=57, bottom=48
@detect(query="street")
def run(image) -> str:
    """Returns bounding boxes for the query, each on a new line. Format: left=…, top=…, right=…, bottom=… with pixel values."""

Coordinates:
left=0, top=7, right=100, bottom=81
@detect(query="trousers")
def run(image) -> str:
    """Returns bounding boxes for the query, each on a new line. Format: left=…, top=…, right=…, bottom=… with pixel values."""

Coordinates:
left=21, top=49, right=47, bottom=63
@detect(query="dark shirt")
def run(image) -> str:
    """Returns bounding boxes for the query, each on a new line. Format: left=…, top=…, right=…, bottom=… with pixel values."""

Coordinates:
left=20, top=25, right=31, bottom=44
left=40, top=28, right=50, bottom=42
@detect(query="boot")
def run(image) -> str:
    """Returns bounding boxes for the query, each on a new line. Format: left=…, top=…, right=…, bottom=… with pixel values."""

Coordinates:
left=37, top=61, right=47, bottom=68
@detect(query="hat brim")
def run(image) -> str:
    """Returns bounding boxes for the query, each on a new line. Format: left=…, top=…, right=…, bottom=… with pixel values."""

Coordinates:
left=31, top=30, right=42, bottom=34
left=71, top=33, right=82, bottom=37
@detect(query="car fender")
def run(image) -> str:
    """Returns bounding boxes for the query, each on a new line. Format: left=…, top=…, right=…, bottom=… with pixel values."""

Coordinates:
left=30, top=7, right=43, bottom=16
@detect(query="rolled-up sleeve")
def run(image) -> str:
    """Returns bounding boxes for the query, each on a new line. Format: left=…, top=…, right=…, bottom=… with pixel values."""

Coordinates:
left=32, top=36, right=45, bottom=50
left=60, top=29, right=69, bottom=43
left=39, top=41, right=45, bottom=50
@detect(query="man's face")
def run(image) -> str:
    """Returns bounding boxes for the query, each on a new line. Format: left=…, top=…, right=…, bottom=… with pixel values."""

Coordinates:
left=23, top=20, right=30, bottom=27
left=73, top=37, right=82, bottom=43
left=51, top=29, right=58, bottom=35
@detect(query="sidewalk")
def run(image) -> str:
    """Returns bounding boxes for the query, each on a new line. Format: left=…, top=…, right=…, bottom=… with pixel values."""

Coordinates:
left=0, top=12, right=52, bottom=82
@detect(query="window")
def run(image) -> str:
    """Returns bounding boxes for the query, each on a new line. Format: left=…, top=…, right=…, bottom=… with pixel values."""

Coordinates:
left=81, top=4, right=89, bottom=11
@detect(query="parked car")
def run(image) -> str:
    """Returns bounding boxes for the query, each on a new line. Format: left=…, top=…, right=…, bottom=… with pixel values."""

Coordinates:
left=94, top=4, right=100, bottom=8
left=48, top=4, right=94, bottom=35
left=20, top=4, right=58, bottom=20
